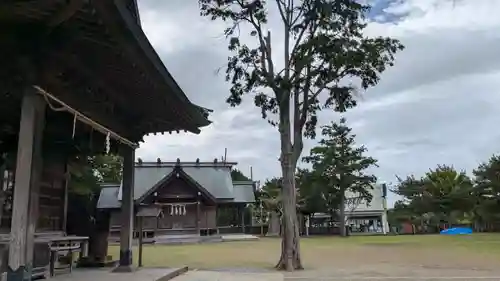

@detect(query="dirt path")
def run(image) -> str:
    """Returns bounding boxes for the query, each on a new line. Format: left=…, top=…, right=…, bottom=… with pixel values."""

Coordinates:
left=171, top=270, right=284, bottom=281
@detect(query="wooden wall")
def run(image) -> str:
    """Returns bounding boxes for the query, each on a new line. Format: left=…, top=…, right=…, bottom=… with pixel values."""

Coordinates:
left=201, top=205, right=216, bottom=229
left=37, top=154, right=67, bottom=231
left=109, top=204, right=217, bottom=232
left=0, top=154, right=66, bottom=232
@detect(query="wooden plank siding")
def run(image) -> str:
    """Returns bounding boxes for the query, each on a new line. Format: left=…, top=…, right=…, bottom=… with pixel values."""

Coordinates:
left=109, top=204, right=217, bottom=234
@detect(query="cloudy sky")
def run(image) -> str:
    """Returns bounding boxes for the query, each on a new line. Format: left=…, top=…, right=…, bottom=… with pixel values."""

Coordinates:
left=135, top=0, right=500, bottom=206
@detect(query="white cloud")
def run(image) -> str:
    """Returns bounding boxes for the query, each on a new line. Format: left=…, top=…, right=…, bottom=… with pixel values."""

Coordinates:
left=136, top=0, right=500, bottom=206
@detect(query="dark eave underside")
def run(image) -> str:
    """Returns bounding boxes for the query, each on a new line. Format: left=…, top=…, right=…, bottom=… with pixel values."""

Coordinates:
left=0, top=0, right=211, bottom=141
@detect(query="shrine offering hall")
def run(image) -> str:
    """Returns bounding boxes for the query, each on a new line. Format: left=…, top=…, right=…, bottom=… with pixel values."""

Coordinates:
left=97, top=160, right=256, bottom=238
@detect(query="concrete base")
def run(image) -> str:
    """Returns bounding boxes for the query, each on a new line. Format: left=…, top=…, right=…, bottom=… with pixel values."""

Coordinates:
left=6, top=266, right=29, bottom=281
left=78, top=256, right=117, bottom=268
left=153, top=234, right=222, bottom=245
left=49, top=267, right=189, bottom=281
left=221, top=234, right=259, bottom=242
left=158, top=267, right=188, bottom=281
left=111, top=265, right=135, bottom=273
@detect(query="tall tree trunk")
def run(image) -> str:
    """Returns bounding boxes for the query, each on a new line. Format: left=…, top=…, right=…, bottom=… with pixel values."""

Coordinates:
left=340, top=192, right=346, bottom=237
left=275, top=115, right=303, bottom=271
left=275, top=161, right=302, bottom=270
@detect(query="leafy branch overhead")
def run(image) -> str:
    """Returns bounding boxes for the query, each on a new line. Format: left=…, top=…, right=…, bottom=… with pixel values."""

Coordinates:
left=200, top=0, right=404, bottom=141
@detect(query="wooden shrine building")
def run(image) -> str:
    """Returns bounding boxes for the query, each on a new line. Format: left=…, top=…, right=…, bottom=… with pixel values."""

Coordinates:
left=97, top=160, right=256, bottom=238
left=0, top=0, right=210, bottom=279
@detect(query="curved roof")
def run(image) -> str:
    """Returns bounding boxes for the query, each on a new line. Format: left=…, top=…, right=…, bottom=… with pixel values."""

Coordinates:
left=97, top=161, right=256, bottom=209
left=1, top=0, right=211, bottom=142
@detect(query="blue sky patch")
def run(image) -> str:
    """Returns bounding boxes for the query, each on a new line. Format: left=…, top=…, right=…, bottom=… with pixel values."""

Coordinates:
left=366, top=0, right=407, bottom=23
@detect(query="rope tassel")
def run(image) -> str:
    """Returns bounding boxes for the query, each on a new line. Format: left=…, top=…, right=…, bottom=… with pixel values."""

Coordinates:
left=72, top=113, right=77, bottom=139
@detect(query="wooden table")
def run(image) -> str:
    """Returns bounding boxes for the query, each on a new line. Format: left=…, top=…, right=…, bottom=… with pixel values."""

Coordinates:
left=37, top=235, right=89, bottom=258
left=0, top=233, right=89, bottom=278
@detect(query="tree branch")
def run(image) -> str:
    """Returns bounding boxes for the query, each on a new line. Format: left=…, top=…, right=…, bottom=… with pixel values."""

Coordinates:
left=275, top=0, right=288, bottom=25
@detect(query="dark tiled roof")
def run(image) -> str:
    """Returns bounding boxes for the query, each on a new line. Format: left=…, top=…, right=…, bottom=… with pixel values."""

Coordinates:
left=97, top=161, right=255, bottom=209
left=181, top=165, right=234, bottom=199
left=232, top=181, right=256, bottom=203
left=96, top=184, right=121, bottom=209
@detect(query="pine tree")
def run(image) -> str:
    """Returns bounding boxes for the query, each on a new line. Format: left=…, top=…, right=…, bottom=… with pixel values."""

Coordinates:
left=304, top=117, right=378, bottom=236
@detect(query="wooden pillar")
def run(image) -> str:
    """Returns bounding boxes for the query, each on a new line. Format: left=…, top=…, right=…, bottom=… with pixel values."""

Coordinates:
left=137, top=217, right=143, bottom=268
left=0, top=159, right=6, bottom=228
left=305, top=215, right=310, bottom=237
left=260, top=203, right=264, bottom=236
left=0, top=159, right=5, bottom=192
left=195, top=192, right=200, bottom=236
left=154, top=215, right=158, bottom=238
left=240, top=204, right=245, bottom=234
left=215, top=205, right=220, bottom=235
left=61, top=165, right=69, bottom=232
left=8, top=87, right=46, bottom=281
left=114, top=146, right=135, bottom=272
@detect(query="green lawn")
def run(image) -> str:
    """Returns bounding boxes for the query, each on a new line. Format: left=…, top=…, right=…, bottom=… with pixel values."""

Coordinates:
left=108, top=234, right=500, bottom=270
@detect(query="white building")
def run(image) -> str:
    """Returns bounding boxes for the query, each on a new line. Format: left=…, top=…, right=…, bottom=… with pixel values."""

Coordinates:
left=344, top=184, right=389, bottom=234
left=310, top=184, right=389, bottom=235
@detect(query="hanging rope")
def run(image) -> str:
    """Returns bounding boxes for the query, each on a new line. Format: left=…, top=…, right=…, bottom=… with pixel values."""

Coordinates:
left=71, top=113, right=77, bottom=139
left=33, top=85, right=138, bottom=148
left=105, top=132, right=111, bottom=154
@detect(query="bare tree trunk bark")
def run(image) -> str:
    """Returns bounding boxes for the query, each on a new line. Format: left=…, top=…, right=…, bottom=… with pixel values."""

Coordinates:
left=275, top=142, right=303, bottom=271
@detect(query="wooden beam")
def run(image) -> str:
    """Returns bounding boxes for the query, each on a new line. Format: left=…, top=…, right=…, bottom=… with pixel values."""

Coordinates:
left=49, top=52, right=151, bottom=129
left=47, top=0, right=84, bottom=28
left=39, top=72, right=140, bottom=143
left=8, top=86, right=46, bottom=281
left=47, top=50, right=199, bottom=136
left=52, top=46, right=200, bottom=134
left=91, top=1, right=206, bottom=132
left=0, top=1, right=44, bottom=20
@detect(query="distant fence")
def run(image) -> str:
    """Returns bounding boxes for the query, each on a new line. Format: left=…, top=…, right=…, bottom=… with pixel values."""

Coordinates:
left=393, top=222, right=500, bottom=235
left=308, top=226, right=342, bottom=235
left=219, top=222, right=500, bottom=236
left=217, top=225, right=269, bottom=235
left=216, top=225, right=344, bottom=236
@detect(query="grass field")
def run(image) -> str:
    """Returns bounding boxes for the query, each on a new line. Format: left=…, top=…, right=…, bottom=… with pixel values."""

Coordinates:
left=108, top=234, right=500, bottom=271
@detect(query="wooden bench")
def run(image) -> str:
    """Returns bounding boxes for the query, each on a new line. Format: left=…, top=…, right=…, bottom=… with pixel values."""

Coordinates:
left=0, top=233, right=88, bottom=278
left=43, top=236, right=89, bottom=277
left=48, top=241, right=80, bottom=277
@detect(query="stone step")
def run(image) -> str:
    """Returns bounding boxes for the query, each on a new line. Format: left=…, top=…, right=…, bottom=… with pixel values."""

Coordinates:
left=152, top=234, right=223, bottom=245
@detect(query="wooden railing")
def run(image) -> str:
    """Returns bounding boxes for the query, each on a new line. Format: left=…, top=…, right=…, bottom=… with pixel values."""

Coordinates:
left=0, top=233, right=88, bottom=278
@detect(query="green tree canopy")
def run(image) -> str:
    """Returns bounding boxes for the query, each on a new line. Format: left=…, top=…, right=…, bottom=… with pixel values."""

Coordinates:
left=304, top=117, right=378, bottom=236
left=295, top=168, right=325, bottom=215
left=472, top=155, right=500, bottom=225
left=68, top=154, right=123, bottom=196
left=392, top=165, right=473, bottom=226
left=231, top=168, right=252, bottom=181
